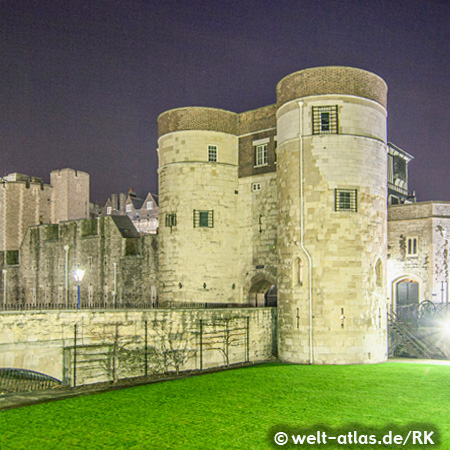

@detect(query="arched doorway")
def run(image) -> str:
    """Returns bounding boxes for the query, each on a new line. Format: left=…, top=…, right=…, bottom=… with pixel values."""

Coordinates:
left=248, top=278, right=277, bottom=307
left=396, top=279, right=419, bottom=321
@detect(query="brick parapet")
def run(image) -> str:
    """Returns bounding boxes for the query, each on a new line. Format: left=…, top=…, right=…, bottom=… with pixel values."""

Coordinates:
left=158, top=107, right=238, bottom=137
left=238, top=104, right=277, bottom=135
left=276, top=66, right=387, bottom=108
left=388, top=201, right=450, bottom=221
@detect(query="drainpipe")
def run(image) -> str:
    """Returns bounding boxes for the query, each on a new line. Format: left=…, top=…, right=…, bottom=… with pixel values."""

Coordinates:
left=298, top=101, right=314, bottom=364
left=63, top=245, right=70, bottom=309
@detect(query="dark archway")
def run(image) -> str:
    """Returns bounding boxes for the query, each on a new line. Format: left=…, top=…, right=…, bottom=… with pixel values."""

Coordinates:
left=248, top=278, right=277, bottom=307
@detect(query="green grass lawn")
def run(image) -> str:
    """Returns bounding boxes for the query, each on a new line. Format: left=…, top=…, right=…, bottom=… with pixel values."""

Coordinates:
left=1, top=362, right=450, bottom=449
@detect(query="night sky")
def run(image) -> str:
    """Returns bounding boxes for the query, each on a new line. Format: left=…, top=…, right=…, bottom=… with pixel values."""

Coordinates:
left=1, top=0, right=449, bottom=204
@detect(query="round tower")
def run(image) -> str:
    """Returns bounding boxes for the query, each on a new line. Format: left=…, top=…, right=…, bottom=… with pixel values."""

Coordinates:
left=276, top=67, right=388, bottom=364
left=157, top=107, right=240, bottom=305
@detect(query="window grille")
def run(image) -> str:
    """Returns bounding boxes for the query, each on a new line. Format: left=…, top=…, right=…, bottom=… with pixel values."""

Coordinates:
left=193, top=210, right=214, bottom=228
left=407, top=237, right=418, bottom=256
left=165, top=213, right=177, bottom=228
left=335, top=189, right=357, bottom=212
left=312, top=106, right=338, bottom=134
left=208, top=145, right=217, bottom=162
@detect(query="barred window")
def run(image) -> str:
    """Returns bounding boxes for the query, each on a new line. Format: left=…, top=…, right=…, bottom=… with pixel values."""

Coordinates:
left=335, top=189, right=357, bottom=212
left=193, top=210, right=214, bottom=228
left=165, top=213, right=177, bottom=228
left=255, top=144, right=268, bottom=166
left=407, top=237, right=418, bottom=256
left=208, top=145, right=217, bottom=162
left=313, top=106, right=338, bottom=134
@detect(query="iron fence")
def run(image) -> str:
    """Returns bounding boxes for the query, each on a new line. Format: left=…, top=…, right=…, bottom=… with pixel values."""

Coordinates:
left=0, top=301, right=269, bottom=312
left=0, top=368, right=62, bottom=394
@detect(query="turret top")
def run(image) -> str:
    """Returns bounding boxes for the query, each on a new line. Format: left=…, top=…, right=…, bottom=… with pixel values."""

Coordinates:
left=276, top=66, right=387, bottom=109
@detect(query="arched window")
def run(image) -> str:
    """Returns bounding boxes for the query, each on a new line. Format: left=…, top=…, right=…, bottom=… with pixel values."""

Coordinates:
left=294, top=257, right=303, bottom=286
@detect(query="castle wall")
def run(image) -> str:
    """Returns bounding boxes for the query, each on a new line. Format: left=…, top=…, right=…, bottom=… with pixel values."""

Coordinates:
left=158, top=108, right=242, bottom=304
left=0, top=180, right=52, bottom=251
left=50, top=168, right=90, bottom=223
left=276, top=67, right=388, bottom=364
left=0, top=308, right=276, bottom=385
left=237, top=172, right=278, bottom=300
left=0, top=217, right=158, bottom=308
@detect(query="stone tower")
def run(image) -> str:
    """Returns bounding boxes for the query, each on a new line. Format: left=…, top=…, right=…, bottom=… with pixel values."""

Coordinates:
left=157, top=107, right=241, bottom=304
left=50, top=168, right=90, bottom=223
left=276, top=66, right=388, bottom=364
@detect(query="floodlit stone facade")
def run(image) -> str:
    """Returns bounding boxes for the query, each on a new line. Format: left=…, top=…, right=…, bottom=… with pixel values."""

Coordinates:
left=3, top=66, right=436, bottom=370
left=158, top=66, right=391, bottom=364
left=388, top=202, right=450, bottom=318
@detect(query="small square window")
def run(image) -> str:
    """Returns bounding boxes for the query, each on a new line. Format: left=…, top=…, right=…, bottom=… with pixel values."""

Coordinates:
left=335, top=189, right=357, bottom=212
left=208, top=145, right=217, bottom=162
left=193, top=210, right=214, bottom=228
left=106, top=206, right=112, bottom=215
left=255, top=144, right=268, bottom=166
left=407, top=237, right=418, bottom=256
left=252, top=183, right=261, bottom=192
left=126, top=204, right=132, bottom=213
left=313, top=106, right=338, bottom=134
left=146, top=201, right=153, bottom=210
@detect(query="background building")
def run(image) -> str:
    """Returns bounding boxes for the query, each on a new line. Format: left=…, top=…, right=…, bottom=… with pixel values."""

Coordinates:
left=102, top=189, right=159, bottom=234
left=0, top=168, right=90, bottom=252
left=388, top=202, right=450, bottom=319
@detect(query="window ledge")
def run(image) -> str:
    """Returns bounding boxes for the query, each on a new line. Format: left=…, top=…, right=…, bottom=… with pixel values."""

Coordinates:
left=254, top=164, right=268, bottom=168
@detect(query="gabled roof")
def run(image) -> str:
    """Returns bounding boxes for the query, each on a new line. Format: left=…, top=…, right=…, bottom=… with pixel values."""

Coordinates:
left=130, top=196, right=145, bottom=210
left=110, top=215, right=140, bottom=238
left=143, top=192, right=159, bottom=207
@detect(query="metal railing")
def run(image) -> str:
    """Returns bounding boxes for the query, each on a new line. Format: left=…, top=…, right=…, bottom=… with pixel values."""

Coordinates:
left=0, top=368, right=62, bottom=394
left=0, top=300, right=274, bottom=312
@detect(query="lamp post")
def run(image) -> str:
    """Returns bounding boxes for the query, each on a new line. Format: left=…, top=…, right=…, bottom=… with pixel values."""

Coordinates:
left=112, top=262, right=117, bottom=308
left=73, top=269, right=85, bottom=310
left=2, top=269, right=7, bottom=309
left=63, top=245, right=70, bottom=309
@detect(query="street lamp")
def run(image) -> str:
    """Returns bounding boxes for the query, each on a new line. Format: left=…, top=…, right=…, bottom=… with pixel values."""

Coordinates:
left=63, top=245, right=70, bottom=308
left=73, top=269, right=85, bottom=309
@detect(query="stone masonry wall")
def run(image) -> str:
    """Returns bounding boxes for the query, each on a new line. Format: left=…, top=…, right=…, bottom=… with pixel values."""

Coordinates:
left=388, top=202, right=450, bottom=304
left=0, top=217, right=158, bottom=308
left=0, top=308, right=276, bottom=386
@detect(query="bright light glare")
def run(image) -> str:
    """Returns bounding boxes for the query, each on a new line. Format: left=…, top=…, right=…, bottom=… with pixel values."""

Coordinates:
left=440, top=318, right=450, bottom=338
left=73, top=269, right=85, bottom=283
